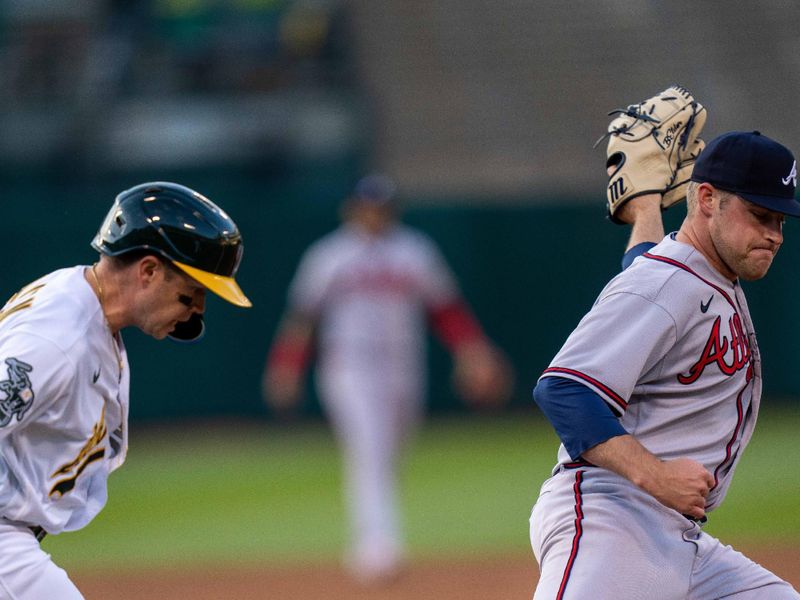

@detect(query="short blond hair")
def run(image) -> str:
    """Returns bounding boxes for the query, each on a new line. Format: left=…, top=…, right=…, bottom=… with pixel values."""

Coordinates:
left=685, top=181, right=700, bottom=215
left=686, top=181, right=734, bottom=215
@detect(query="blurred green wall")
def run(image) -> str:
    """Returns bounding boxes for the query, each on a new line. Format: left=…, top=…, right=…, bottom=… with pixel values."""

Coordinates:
left=4, top=176, right=800, bottom=421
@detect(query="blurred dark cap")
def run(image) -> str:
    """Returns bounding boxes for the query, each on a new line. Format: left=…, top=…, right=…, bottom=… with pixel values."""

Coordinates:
left=352, top=173, right=397, bottom=204
left=691, top=130, right=800, bottom=216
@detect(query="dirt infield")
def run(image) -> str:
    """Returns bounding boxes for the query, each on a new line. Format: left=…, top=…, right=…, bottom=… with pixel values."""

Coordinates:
left=74, top=545, right=799, bottom=599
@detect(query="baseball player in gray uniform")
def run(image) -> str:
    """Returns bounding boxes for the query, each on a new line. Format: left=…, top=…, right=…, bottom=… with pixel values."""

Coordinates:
left=0, top=182, right=251, bottom=599
left=530, top=130, right=800, bottom=598
left=263, top=174, right=512, bottom=583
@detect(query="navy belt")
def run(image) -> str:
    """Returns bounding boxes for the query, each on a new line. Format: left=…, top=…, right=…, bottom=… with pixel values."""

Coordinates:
left=683, top=514, right=708, bottom=525
left=29, top=526, right=46, bottom=542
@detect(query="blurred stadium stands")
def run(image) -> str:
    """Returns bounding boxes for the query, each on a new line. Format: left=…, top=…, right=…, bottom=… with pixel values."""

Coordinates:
left=352, top=1, right=800, bottom=199
left=3, top=2, right=800, bottom=200
left=0, top=0, right=362, bottom=176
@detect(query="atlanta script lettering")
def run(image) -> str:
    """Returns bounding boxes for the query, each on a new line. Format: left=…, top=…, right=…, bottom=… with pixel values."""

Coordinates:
left=678, top=314, right=750, bottom=384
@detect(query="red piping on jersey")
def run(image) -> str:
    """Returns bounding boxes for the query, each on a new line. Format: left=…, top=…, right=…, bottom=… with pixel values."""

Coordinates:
left=645, top=252, right=755, bottom=493
left=712, top=364, right=753, bottom=489
left=557, top=470, right=585, bottom=600
left=642, top=253, right=736, bottom=310
left=542, top=367, right=628, bottom=414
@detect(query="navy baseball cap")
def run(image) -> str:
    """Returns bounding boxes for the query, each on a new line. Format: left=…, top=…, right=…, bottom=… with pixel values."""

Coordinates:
left=691, top=130, right=800, bottom=216
left=353, top=173, right=397, bottom=204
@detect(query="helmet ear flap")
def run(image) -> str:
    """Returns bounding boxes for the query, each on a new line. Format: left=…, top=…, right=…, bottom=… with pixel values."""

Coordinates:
left=168, top=313, right=205, bottom=343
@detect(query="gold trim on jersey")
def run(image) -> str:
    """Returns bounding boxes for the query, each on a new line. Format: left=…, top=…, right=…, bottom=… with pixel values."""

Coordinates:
left=0, top=284, right=45, bottom=325
left=49, top=406, right=108, bottom=499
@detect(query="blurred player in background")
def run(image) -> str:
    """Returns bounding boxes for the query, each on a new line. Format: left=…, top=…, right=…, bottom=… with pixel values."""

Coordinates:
left=263, top=174, right=513, bottom=584
left=0, top=182, right=251, bottom=599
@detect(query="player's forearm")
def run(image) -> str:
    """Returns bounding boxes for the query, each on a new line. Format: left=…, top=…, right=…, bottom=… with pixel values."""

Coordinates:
left=582, top=433, right=662, bottom=489
left=583, top=434, right=715, bottom=519
left=263, top=314, right=315, bottom=409
left=534, top=379, right=693, bottom=501
left=266, top=314, right=314, bottom=374
left=428, top=301, right=485, bottom=351
left=619, top=193, right=665, bottom=251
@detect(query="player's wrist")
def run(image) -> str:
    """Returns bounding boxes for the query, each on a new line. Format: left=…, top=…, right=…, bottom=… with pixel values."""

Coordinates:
left=628, top=460, right=663, bottom=495
left=614, top=193, right=663, bottom=225
left=583, top=434, right=663, bottom=491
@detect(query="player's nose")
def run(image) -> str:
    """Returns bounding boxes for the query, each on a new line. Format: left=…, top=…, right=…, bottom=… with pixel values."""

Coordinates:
left=193, top=289, right=206, bottom=313
left=763, top=215, right=784, bottom=245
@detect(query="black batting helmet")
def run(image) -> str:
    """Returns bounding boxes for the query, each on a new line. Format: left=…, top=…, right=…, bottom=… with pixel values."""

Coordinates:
left=92, top=182, right=251, bottom=340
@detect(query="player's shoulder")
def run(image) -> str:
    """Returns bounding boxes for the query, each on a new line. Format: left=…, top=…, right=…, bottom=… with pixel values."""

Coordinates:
left=304, top=227, right=343, bottom=252
left=0, top=266, right=99, bottom=354
left=603, top=236, right=691, bottom=300
left=388, top=224, right=443, bottom=257
left=603, top=236, right=718, bottom=306
left=294, top=228, right=350, bottom=267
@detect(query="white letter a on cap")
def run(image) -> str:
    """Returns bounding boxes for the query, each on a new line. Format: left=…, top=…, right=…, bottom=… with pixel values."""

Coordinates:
left=782, top=160, right=797, bottom=187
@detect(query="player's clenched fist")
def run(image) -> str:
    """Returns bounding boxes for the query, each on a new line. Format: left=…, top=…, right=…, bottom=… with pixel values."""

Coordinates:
left=642, top=458, right=715, bottom=519
left=582, top=434, right=715, bottom=519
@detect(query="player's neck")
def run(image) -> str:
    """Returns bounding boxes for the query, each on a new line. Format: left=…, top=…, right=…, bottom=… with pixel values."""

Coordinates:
left=676, top=223, right=737, bottom=282
left=86, top=263, right=127, bottom=334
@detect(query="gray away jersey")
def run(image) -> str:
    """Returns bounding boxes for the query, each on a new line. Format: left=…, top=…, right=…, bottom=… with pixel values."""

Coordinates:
left=539, top=235, right=760, bottom=511
left=287, top=223, right=461, bottom=369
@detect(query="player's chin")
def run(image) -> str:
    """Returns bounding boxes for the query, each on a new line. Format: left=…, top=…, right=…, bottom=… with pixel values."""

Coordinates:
left=148, top=322, right=178, bottom=340
left=738, top=255, right=775, bottom=281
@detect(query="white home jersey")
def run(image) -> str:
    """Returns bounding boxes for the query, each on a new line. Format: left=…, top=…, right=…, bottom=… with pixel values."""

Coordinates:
left=0, top=266, right=129, bottom=534
left=539, top=235, right=760, bottom=511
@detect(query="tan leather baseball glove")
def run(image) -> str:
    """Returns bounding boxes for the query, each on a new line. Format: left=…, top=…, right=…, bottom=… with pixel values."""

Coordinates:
left=596, top=85, right=706, bottom=223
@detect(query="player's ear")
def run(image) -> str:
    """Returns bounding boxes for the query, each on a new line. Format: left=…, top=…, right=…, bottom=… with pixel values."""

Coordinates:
left=137, top=255, right=161, bottom=285
left=696, top=183, right=716, bottom=216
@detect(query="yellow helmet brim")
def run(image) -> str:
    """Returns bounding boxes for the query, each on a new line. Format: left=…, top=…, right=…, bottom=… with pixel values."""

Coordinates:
left=172, top=260, right=252, bottom=308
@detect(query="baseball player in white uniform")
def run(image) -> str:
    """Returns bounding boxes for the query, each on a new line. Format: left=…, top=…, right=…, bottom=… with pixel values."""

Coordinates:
left=0, top=182, right=251, bottom=599
left=530, top=132, right=800, bottom=599
left=263, top=174, right=512, bottom=583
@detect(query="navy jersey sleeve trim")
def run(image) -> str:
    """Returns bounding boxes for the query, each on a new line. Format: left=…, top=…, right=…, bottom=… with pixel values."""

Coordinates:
left=622, top=242, right=657, bottom=271
left=542, top=367, right=627, bottom=414
left=533, top=376, right=627, bottom=460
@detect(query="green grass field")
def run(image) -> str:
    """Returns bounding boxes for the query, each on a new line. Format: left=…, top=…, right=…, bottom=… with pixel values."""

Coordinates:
left=43, top=404, right=800, bottom=573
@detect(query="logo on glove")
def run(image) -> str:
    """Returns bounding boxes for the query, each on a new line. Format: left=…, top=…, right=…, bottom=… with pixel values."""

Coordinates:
left=608, top=177, right=628, bottom=203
